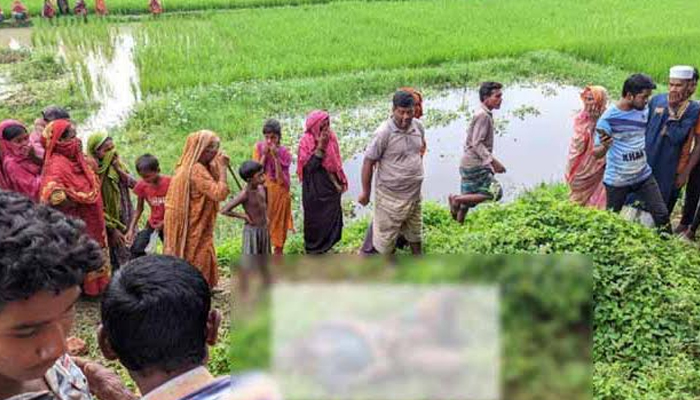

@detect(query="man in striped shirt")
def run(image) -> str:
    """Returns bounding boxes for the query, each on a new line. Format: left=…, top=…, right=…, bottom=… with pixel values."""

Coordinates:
left=594, top=73, right=671, bottom=233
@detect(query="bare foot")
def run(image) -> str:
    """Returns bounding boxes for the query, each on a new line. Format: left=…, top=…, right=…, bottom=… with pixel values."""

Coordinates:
left=674, top=224, right=689, bottom=235
left=683, top=229, right=696, bottom=242
left=457, top=207, right=468, bottom=224
left=448, top=195, right=459, bottom=220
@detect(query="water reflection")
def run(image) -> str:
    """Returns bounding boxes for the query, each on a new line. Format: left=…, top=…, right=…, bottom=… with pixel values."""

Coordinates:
left=76, top=31, right=141, bottom=141
left=342, top=84, right=582, bottom=209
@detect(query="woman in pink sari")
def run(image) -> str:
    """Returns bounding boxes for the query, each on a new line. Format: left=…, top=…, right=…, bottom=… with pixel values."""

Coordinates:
left=565, top=86, right=608, bottom=209
left=0, top=120, right=42, bottom=200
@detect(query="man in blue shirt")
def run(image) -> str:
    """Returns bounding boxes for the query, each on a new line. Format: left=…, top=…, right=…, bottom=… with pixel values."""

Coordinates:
left=594, top=73, right=671, bottom=233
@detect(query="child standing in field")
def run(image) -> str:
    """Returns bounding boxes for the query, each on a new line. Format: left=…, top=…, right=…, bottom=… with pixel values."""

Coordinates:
left=252, top=119, right=294, bottom=256
left=127, top=154, right=171, bottom=258
left=221, top=160, right=272, bottom=301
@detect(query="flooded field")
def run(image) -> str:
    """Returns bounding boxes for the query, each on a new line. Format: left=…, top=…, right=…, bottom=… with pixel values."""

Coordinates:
left=335, top=84, right=582, bottom=211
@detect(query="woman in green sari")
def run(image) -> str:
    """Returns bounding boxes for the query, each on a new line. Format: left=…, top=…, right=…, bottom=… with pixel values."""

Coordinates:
left=87, top=133, right=135, bottom=270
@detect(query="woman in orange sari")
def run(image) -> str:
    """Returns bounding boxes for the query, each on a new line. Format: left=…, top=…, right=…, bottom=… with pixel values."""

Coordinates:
left=565, top=85, right=608, bottom=209
left=95, top=0, right=107, bottom=15
left=164, top=130, right=230, bottom=288
left=253, top=119, right=294, bottom=255
left=39, top=119, right=110, bottom=296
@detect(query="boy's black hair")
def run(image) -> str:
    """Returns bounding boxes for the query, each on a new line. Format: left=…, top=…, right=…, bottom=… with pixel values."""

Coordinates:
left=393, top=90, right=415, bottom=109
left=479, top=81, right=503, bottom=102
left=2, top=124, right=27, bottom=141
left=101, top=255, right=211, bottom=373
left=622, top=73, right=657, bottom=97
left=135, top=154, right=160, bottom=174
left=239, top=160, right=264, bottom=183
left=263, top=119, right=282, bottom=136
left=42, top=106, right=71, bottom=122
left=0, top=190, right=102, bottom=311
left=693, top=67, right=699, bottom=83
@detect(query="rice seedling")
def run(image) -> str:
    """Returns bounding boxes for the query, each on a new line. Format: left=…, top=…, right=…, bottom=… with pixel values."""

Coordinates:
left=31, top=0, right=699, bottom=94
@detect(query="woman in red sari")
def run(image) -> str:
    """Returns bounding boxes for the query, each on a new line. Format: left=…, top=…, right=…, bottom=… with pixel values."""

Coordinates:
left=0, top=120, right=42, bottom=200
left=42, top=0, right=56, bottom=19
left=565, top=85, right=608, bottom=209
left=39, top=119, right=110, bottom=296
left=149, top=0, right=162, bottom=16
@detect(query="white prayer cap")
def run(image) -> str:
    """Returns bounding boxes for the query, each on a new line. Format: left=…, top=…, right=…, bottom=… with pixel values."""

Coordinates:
left=669, top=65, right=694, bottom=80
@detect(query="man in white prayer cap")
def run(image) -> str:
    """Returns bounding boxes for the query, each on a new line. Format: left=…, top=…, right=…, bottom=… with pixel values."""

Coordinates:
left=674, top=66, right=700, bottom=237
left=629, top=65, right=700, bottom=218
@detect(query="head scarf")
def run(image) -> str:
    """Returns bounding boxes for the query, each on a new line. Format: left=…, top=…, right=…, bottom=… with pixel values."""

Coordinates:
left=12, top=1, right=27, bottom=13
left=399, top=87, right=424, bottom=119
left=579, top=86, right=607, bottom=118
left=39, top=119, right=100, bottom=205
left=0, top=119, right=41, bottom=199
left=87, top=132, right=128, bottom=230
left=296, top=110, right=347, bottom=189
left=164, top=130, right=220, bottom=257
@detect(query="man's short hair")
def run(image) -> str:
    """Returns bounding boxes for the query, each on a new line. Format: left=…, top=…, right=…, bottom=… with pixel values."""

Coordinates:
left=135, top=154, right=160, bottom=174
left=41, top=106, right=71, bottom=122
left=101, top=255, right=212, bottom=373
left=239, top=160, right=264, bottom=183
left=393, top=90, right=415, bottom=109
left=263, top=119, right=282, bottom=136
left=0, top=190, right=102, bottom=311
left=479, top=82, right=503, bottom=102
left=622, top=73, right=657, bottom=98
left=693, top=67, right=699, bottom=83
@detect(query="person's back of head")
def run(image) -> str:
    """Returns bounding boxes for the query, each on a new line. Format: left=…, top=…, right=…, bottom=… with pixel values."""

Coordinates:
left=100, top=255, right=213, bottom=376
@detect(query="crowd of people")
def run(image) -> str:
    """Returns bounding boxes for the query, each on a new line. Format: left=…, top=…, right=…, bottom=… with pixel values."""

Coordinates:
left=1, top=68, right=700, bottom=298
left=565, top=66, right=700, bottom=237
left=0, top=191, right=282, bottom=400
left=1, top=64, right=700, bottom=399
left=0, top=0, right=164, bottom=22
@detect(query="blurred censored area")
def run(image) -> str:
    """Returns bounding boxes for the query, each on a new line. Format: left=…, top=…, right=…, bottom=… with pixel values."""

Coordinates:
left=231, top=255, right=592, bottom=400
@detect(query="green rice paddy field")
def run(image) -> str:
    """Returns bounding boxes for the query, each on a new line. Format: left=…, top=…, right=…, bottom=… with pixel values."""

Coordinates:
left=3, top=0, right=700, bottom=398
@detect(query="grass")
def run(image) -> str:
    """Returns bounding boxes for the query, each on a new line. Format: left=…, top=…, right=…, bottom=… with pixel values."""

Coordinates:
left=15, top=0, right=404, bottom=17
left=31, top=0, right=700, bottom=94
left=111, top=50, right=629, bottom=176
left=6, top=0, right=700, bottom=398
left=221, top=184, right=700, bottom=400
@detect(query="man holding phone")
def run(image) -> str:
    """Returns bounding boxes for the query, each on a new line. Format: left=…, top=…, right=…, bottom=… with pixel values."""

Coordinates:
left=593, top=73, right=671, bottom=233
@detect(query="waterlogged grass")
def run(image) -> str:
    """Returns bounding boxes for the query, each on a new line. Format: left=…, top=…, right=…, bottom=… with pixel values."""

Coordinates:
left=30, top=0, right=697, bottom=93
left=0, top=49, right=95, bottom=124
left=114, top=50, right=629, bottom=174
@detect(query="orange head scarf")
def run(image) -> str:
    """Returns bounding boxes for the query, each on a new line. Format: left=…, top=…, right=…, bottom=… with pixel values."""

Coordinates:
left=39, top=119, right=101, bottom=205
left=580, top=85, right=608, bottom=117
left=164, top=130, right=220, bottom=257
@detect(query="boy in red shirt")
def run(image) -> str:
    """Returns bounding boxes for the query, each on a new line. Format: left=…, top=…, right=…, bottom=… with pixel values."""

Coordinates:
left=127, top=154, right=171, bottom=258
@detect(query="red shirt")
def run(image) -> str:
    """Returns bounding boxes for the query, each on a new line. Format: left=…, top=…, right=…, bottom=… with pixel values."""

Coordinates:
left=133, top=175, right=171, bottom=228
